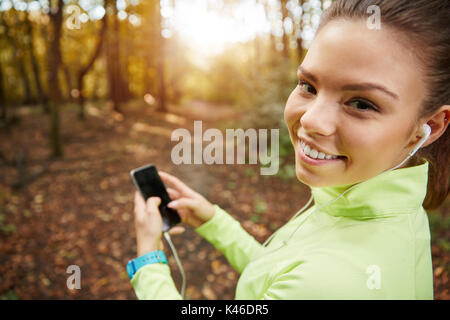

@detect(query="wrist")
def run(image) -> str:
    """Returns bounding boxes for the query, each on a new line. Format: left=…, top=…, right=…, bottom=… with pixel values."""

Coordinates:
left=197, top=204, right=217, bottom=227
left=127, top=250, right=168, bottom=280
left=137, top=239, right=162, bottom=256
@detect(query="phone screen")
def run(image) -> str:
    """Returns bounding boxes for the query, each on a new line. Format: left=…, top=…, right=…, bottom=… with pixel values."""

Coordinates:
left=130, top=164, right=181, bottom=232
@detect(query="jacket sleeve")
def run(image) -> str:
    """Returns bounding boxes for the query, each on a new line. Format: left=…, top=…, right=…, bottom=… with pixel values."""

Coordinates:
left=194, top=204, right=264, bottom=274
left=130, top=204, right=263, bottom=300
left=130, top=263, right=182, bottom=300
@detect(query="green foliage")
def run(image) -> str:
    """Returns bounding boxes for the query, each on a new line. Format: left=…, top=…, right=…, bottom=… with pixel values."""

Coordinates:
left=254, top=200, right=267, bottom=215
left=0, top=208, right=16, bottom=235
left=437, top=238, right=450, bottom=253
left=0, top=223, right=16, bottom=235
left=1, top=290, right=19, bottom=300
left=277, top=163, right=297, bottom=181
left=227, top=181, right=237, bottom=190
left=244, top=167, right=255, bottom=177
left=428, top=210, right=450, bottom=252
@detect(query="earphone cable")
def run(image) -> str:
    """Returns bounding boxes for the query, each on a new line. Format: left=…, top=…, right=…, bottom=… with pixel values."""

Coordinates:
left=163, top=231, right=186, bottom=299
left=260, top=146, right=420, bottom=256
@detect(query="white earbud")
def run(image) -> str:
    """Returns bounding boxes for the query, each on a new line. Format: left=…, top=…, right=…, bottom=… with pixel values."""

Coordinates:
left=409, top=123, right=431, bottom=157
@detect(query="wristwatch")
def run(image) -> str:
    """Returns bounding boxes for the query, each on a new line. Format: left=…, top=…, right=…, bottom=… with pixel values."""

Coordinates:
left=126, top=250, right=168, bottom=280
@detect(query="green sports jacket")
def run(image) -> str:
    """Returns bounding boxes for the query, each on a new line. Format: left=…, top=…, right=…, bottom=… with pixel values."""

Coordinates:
left=130, top=159, right=433, bottom=299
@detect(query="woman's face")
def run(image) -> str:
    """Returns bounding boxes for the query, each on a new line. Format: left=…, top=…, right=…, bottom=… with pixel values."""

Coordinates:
left=284, top=19, right=426, bottom=187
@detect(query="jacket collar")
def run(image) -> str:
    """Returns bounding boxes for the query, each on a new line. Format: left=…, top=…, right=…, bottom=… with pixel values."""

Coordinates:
left=310, top=159, right=429, bottom=218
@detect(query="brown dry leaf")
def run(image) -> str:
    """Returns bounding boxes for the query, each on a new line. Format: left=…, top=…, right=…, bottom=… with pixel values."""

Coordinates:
left=206, top=274, right=215, bottom=282
left=211, top=259, right=227, bottom=275
left=434, top=266, right=444, bottom=277
left=201, top=284, right=217, bottom=300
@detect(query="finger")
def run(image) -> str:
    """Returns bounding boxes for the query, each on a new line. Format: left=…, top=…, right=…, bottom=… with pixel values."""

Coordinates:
left=135, top=191, right=145, bottom=207
left=168, top=226, right=185, bottom=235
left=134, top=191, right=146, bottom=218
left=158, top=171, right=196, bottom=197
left=146, top=196, right=161, bottom=213
left=167, top=187, right=181, bottom=200
left=167, top=197, right=198, bottom=211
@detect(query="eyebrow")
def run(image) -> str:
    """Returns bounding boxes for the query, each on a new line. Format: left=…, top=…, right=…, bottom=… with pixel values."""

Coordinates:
left=297, top=65, right=399, bottom=100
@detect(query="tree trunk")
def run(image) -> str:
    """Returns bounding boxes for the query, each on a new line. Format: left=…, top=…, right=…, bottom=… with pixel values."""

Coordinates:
left=0, top=61, right=6, bottom=122
left=155, top=0, right=167, bottom=112
left=1, top=13, right=32, bottom=104
left=38, top=21, right=51, bottom=114
left=280, top=0, right=290, bottom=59
left=24, top=9, right=47, bottom=108
left=47, top=0, right=64, bottom=158
left=106, top=0, right=122, bottom=113
left=63, top=64, right=73, bottom=101
left=119, top=19, right=131, bottom=102
left=76, top=12, right=107, bottom=119
left=17, top=48, right=32, bottom=104
left=296, top=0, right=304, bottom=61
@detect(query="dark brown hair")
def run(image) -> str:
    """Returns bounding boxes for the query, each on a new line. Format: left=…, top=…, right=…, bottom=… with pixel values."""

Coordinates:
left=317, top=0, right=449, bottom=210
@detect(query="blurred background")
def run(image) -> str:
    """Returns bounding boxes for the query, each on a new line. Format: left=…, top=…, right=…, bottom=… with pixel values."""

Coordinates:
left=0, top=0, right=448, bottom=299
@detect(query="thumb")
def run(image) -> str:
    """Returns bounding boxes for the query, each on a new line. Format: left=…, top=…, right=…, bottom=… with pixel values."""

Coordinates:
left=146, top=197, right=161, bottom=210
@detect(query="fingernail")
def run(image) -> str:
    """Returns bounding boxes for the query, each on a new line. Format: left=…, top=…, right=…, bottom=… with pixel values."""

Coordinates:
left=168, top=201, right=177, bottom=208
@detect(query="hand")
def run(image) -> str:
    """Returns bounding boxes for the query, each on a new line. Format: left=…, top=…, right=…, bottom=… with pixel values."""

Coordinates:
left=159, top=171, right=215, bottom=228
left=133, top=191, right=185, bottom=257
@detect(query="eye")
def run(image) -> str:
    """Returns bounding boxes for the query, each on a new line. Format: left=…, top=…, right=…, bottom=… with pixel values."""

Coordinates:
left=347, top=99, right=379, bottom=112
left=298, top=80, right=317, bottom=95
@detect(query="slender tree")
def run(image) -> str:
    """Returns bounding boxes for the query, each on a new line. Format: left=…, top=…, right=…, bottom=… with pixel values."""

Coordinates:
left=62, top=64, right=73, bottom=101
left=1, top=11, right=33, bottom=104
left=105, top=0, right=123, bottom=113
left=155, top=0, right=167, bottom=112
left=280, top=0, right=290, bottom=59
left=76, top=10, right=107, bottom=119
left=0, top=61, right=6, bottom=123
left=47, top=0, right=64, bottom=158
left=296, top=0, right=305, bottom=61
left=24, top=8, right=47, bottom=109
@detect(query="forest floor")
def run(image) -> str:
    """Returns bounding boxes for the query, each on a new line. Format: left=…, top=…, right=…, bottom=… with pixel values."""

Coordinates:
left=0, top=100, right=448, bottom=299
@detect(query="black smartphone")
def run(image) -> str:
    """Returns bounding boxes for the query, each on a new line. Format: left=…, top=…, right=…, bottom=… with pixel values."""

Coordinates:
left=130, top=164, right=181, bottom=232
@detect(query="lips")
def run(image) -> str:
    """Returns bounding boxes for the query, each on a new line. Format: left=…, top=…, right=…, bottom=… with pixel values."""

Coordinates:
left=297, top=136, right=345, bottom=159
left=297, top=140, right=346, bottom=165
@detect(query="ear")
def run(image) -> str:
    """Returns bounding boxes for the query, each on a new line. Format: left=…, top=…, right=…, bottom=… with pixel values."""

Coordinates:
left=419, top=105, right=450, bottom=148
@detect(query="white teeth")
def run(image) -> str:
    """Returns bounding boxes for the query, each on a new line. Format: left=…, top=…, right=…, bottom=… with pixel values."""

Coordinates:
left=304, top=145, right=311, bottom=154
left=300, top=140, right=339, bottom=160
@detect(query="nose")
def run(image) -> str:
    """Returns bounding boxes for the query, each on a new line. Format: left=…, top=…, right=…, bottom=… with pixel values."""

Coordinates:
left=299, top=96, right=337, bottom=137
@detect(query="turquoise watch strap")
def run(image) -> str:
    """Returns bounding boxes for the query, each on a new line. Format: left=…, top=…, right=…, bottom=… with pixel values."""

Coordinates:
left=127, top=250, right=167, bottom=280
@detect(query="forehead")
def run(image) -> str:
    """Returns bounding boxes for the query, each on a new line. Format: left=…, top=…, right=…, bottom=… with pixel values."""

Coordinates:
left=302, top=19, right=425, bottom=104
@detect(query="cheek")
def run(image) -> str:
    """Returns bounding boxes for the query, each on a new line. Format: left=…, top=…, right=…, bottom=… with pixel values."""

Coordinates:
left=283, top=105, right=295, bottom=127
left=343, top=126, right=394, bottom=161
left=284, top=93, right=303, bottom=127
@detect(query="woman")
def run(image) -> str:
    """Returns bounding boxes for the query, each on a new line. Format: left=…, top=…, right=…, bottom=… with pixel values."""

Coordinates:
left=129, top=0, right=449, bottom=299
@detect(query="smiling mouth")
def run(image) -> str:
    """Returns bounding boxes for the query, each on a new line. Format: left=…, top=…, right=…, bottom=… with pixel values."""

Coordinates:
left=298, top=139, right=346, bottom=161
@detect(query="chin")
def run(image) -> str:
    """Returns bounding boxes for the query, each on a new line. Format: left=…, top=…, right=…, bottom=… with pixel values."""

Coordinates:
left=295, top=160, right=347, bottom=188
left=295, top=163, right=322, bottom=187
